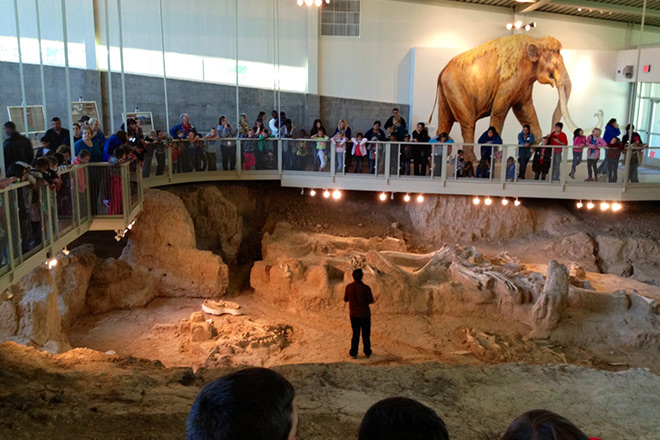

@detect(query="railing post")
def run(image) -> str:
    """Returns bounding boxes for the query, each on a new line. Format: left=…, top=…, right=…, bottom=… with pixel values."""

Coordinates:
left=277, top=138, right=283, bottom=175
left=430, top=144, right=435, bottom=180
left=499, top=144, right=506, bottom=185
left=560, top=146, right=568, bottom=188
left=384, top=142, right=391, bottom=179
left=123, top=165, right=130, bottom=223
left=3, top=191, right=15, bottom=271
left=167, top=141, right=174, bottom=182
left=330, top=140, right=336, bottom=177
left=236, top=138, right=242, bottom=177
left=441, top=144, right=448, bottom=183
left=73, top=169, right=81, bottom=226
left=396, top=143, right=400, bottom=178
left=622, top=144, right=632, bottom=190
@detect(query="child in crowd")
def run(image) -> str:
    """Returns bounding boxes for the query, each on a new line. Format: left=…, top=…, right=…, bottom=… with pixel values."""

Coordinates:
left=628, top=134, right=647, bottom=183
left=569, top=128, right=587, bottom=179
left=351, top=133, right=368, bottom=174
left=258, top=128, right=273, bottom=169
left=332, top=131, right=348, bottom=173
left=448, top=149, right=465, bottom=177
left=36, top=137, right=52, bottom=158
left=432, top=132, right=453, bottom=177
left=399, top=133, right=412, bottom=175
left=532, top=136, right=552, bottom=180
left=505, top=156, right=516, bottom=181
left=312, top=128, right=328, bottom=171
left=107, top=146, right=129, bottom=215
left=204, top=128, right=219, bottom=171
left=585, top=127, right=607, bottom=182
left=173, top=129, right=185, bottom=173
left=476, top=156, right=491, bottom=179
left=56, top=146, right=72, bottom=166
left=295, top=129, right=309, bottom=171
left=243, top=128, right=258, bottom=171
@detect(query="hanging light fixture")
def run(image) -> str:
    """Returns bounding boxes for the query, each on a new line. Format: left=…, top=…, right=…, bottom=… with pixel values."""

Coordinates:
left=403, top=194, right=411, bottom=202
left=416, top=194, right=424, bottom=203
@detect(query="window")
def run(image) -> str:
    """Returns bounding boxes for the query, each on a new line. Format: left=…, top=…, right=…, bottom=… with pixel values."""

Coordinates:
left=321, top=0, right=360, bottom=37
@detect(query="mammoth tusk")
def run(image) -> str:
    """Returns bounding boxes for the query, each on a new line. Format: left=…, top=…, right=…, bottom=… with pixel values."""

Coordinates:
left=558, top=85, right=603, bottom=134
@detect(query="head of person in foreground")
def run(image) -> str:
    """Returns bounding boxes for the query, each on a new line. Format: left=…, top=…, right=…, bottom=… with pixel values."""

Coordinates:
left=499, top=409, right=589, bottom=440
left=186, top=367, right=298, bottom=440
left=358, top=397, right=449, bottom=440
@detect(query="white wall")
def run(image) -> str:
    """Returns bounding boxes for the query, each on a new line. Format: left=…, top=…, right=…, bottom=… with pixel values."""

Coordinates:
left=616, top=46, right=660, bottom=82
left=317, top=1, right=660, bottom=99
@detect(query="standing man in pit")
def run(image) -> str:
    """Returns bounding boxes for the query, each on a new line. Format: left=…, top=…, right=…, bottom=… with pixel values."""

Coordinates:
left=344, top=268, right=375, bottom=359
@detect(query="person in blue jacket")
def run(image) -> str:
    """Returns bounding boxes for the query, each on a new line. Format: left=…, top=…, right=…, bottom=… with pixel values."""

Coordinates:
left=478, top=126, right=502, bottom=165
left=103, top=131, right=128, bottom=162
left=517, top=124, right=534, bottom=179
left=598, top=118, right=620, bottom=177
left=169, top=113, right=198, bottom=139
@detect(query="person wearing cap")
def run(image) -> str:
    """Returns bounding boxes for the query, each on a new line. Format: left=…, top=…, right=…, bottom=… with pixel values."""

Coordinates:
left=44, top=117, right=71, bottom=147
left=344, top=268, right=375, bottom=359
left=3, top=121, right=34, bottom=173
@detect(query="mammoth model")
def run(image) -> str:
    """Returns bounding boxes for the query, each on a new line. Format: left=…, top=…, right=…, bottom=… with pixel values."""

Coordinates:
left=429, top=34, right=603, bottom=158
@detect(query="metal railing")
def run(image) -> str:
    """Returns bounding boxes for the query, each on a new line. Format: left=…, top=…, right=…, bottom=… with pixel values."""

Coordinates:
left=0, top=161, right=143, bottom=291
left=140, top=138, right=660, bottom=200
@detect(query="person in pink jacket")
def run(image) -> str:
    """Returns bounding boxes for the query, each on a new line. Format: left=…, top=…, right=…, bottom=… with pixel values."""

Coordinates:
left=569, top=128, right=587, bottom=179
left=585, top=127, right=607, bottom=181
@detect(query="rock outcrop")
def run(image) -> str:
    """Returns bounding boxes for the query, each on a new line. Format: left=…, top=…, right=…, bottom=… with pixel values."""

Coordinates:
left=87, top=259, right=156, bottom=314
left=1, top=267, right=71, bottom=353
left=531, top=260, right=570, bottom=335
left=121, top=189, right=229, bottom=298
left=53, top=244, right=97, bottom=329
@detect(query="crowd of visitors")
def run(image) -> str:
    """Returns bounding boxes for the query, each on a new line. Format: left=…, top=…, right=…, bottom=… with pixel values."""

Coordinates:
left=1, top=109, right=651, bottom=235
left=186, top=366, right=604, bottom=440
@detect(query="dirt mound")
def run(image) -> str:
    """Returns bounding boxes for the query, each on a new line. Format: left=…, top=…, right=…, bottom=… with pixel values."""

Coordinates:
left=1, top=341, right=659, bottom=440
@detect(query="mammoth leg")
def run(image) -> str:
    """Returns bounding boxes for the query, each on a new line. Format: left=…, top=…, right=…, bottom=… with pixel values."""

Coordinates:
left=512, top=101, right=542, bottom=145
left=460, top=121, right=477, bottom=163
left=435, top=82, right=456, bottom=136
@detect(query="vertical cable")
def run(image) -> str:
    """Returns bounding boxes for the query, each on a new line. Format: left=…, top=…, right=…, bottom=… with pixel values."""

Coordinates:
left=12, top=0, right=29, bottom=135
left=234, top=0, right=240, bottom=129
left=159, top=0, right=170, bottom=133
left=117, top=0, right=127, bottom=128
left=35, top=0, right=48, bottom=124
left=105, top=0, right=115, bottom=133
left=61, top=0, right=75, bottom=148
left=628, top=0, right=647, bottom=143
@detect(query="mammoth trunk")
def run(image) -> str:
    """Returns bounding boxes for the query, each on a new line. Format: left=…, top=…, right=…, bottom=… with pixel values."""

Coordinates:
left=555, top=67, right=604, bottom=134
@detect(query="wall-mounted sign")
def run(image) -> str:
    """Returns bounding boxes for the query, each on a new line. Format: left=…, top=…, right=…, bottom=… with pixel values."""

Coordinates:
left=122, top=111, right=154, bottom=134
left=71, top=101, right=99, bottom=124
left=7, top=105, right=46, bottom=134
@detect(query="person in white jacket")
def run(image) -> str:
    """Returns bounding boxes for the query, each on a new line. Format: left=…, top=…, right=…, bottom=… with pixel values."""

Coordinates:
left=332, top=132, right=348, bottom=173
left=351, top=133, right=368, bottom=173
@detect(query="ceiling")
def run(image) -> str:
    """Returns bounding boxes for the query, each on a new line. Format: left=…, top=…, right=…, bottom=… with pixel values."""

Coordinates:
left=401, top=0, right=660, bottom=28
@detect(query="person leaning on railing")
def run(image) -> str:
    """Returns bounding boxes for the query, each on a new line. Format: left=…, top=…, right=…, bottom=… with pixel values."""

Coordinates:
left=605, top=137, right=624, bottom=183
left=627, top=134, right=647, bottom=183
left=517, top=124, right=534, bottom=180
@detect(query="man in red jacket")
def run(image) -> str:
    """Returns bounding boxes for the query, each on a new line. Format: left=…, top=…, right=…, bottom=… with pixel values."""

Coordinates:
left=344, top=268, right=375, bottom=359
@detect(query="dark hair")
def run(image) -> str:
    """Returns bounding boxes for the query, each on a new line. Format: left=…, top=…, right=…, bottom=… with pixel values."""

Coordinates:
left=573, top=128, right=583, bottom=138
left=555, top=122, right=563, bottom=129
left=78, top=149, right=91, bottom=159
left=523, top=124, right=530, bottom=130
left=417, top=122, right=426, bottom=128
left=3, top=121, right=16, bottom=130
left=487, top=126, right=498, bottom=136
left=35, top=157, right=50, bottom=170
left=116, top=130, right=128, bottom=143
left=359, top=397, right=449, bottom=440
left=374, top=120, right=381, bottom=126
left=73, top=123, right=81, bottom=129
left=285, top=119, right=292, bottom=125
left=393, top=107, right=399, bottom=112
left=499, top=410, right=588, bottom=440
left=352, top=268, right=364, bottom=281
left=607, top=118, right=617, bottom=127
left=54, top=153, right=65, bottom=166
left=357, top=132, right=364, bottom=138
left=186, top=368, right=295, bottom=440
left=126, top=117, right=137, bottom=125
left=626, top=123, right=633, bottom=131
left=8, top=162, right=28, bottom=178
left=56, top=146, right=71, bottom=156
left=457, top=149, right=463, bottom=155
left=218, top=116, right=226, bottom=125
left=51, top=117, right=61, bottom=123
left=40, top=136, right=49, bottom=144
left=439, top=132, right=448, bottom=140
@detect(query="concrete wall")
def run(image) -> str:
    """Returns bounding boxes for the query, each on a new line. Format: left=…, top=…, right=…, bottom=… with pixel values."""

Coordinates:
left=0, top=61, right=407, bottom=138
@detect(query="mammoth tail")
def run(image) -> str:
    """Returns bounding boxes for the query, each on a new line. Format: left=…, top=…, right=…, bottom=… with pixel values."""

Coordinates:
left=428, top=81, right=441, bottom=125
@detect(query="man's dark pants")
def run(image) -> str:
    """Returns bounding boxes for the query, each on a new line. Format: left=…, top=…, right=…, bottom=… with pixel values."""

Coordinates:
left=350, top=316, right=371, bottom=357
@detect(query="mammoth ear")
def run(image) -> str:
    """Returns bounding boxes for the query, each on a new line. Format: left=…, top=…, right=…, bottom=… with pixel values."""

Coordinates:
left=527, top=44, right=539, bottom=62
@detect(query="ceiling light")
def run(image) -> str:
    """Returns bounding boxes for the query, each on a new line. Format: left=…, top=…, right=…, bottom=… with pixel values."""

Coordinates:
left=484, top=197, right=492, bottom=206
left=600, top=201, right=610, bottom=211
left=332, top=189, right=341, bottom=200
left=576, top=200, right=583, bottom=208
left=502, top=198, right=509, bottom=206
left=514, top=21, right=523, bottom=29
left=524, top=24, right=531, bottom=31
left=514, top=198, right=521, bottom=206
left=301, top=188, right=304, bottom=195
left=323, top=189, right=330, bottom=198
left=315, top=0, right=322, bottom=6
left=473, top=196, right=480, bottom=205
left=297, top=0, right=303, bottom=5
left=310, top=189, right=316, bottom=196
left=506, top=23, right=514, bottom=30
left=612, top=202, right=622, bottom=212
left=62, top=247, right=70, bottom=256
left=587, top=201, right=595, bottom=210
left=416, top=194, right=424, bottom=203
left=379, top=192, right=387, bottom=201
left=403, top=194, right=411, bottom=202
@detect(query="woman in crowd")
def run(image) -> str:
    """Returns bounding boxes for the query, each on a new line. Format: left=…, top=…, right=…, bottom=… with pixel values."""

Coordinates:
left=310, top=119, right=324, bottom=137
left=254, top=111, right=266, bottom=127
left=628, top=133, right=647, bottom=183
left=569, top=128, right=587, bottom=179
left=598, top=118, right=620, bottom=177
left=605, top=137, right=624, bottom=183
left=517, top=124, right=534, bottom=180
left=89, top=118, right=106, bottom=148
left=411, top=122, right=430, bottom=176
left=478, top=126, right=502, bottom=165
left=432, top=132, right=453, bottom=177
left=74, top=126, right=102, bottom=163
left=332, top=119, right=352, bottom=173
left=239, top=113, right=250, bottom=137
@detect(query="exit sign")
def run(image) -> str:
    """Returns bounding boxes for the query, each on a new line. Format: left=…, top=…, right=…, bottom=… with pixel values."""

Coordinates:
left=643, top=65, right=651, bottom=73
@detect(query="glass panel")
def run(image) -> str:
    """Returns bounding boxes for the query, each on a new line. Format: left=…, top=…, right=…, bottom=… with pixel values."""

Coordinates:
left=56, top=168, right=75, bottom=236
left=142, top=139, right=170, bottom=178
left=0, top=194, right=10, bottom=276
